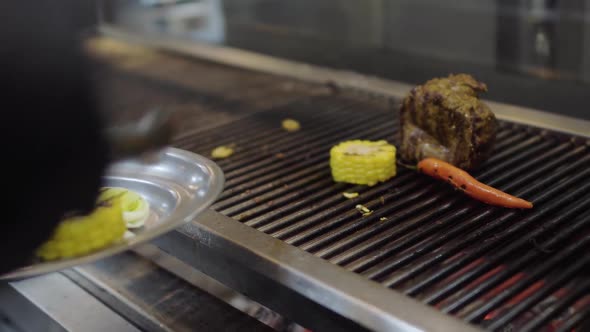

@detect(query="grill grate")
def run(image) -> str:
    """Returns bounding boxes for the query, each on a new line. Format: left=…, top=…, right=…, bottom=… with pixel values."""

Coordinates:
left=175, top=90, right=590, bottom=331
left=93, top=38, right=589, bottom=331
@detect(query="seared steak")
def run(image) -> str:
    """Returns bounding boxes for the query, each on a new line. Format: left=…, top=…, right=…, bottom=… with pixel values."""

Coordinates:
left=399, top=74, right=497, bottom=170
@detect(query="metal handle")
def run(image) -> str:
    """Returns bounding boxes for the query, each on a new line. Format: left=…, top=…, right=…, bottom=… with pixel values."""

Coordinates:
left=104, top=108, right=176, bottom=161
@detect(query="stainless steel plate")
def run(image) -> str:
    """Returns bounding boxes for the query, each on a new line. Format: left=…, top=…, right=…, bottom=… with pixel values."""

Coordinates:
left=1, top=147, right=224, bottom=280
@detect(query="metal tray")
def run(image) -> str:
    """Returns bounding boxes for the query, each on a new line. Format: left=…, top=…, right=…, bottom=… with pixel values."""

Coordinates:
left=1, top=147, right=224, bottom=280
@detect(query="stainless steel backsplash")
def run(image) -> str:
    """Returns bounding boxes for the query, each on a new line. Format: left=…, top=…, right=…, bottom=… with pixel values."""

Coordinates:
left=97, top=0, right=590, bottom=120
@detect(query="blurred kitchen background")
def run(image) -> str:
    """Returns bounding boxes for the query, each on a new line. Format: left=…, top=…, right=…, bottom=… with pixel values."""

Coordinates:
left=94, top=0, right=590, bottom=120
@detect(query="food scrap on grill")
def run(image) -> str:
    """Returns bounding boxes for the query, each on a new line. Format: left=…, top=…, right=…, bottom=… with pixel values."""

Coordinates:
left=355, top=204, right=373, bottom=217
left=418, top=157, right=533, bottom=209
left=330, top=140, right=397, bottom=186
left=342, top=192, right=359, bottom=199
left=399, top=73, right=497, bottom=170
left=282, top=118, right=301, bottom=132
left=211, top=145, right=234, bottom=159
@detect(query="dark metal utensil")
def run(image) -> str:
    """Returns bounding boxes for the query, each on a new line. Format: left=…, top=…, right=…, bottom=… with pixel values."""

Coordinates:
left=104, top=108, right=176, bottom=162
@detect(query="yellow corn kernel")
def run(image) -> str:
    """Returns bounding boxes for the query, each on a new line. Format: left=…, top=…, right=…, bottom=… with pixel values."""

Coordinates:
left=282, top=119, right=301, bottom=132
left=211, top=145, right=234, bottom=159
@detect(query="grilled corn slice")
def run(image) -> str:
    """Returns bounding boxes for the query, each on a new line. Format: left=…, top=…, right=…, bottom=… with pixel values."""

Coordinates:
left=330, top=140, right=397, bottom=186
left=36, top=195, right=126, bottom=261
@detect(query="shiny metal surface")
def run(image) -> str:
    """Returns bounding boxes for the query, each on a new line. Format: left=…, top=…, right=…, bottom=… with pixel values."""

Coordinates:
left=0, top=282, right=67, bottom=332
left=100, top=26, right=590, bottom=138
left=98, top=1, right=590, bottom=120
left=7, top=273, right=140, bottom=332
left=91, top=30, right=589, bottom=332
left=156, top=209, right=482, bottom=332
left=1, top=147, right=224, bottom=280
left=65, top=249, right=274, bottom=332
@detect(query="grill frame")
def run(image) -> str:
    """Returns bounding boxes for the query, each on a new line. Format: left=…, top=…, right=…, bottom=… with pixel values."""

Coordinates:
left=100, top=27, right=590, bottom=332
left=153, top=209, right=481, bottom=332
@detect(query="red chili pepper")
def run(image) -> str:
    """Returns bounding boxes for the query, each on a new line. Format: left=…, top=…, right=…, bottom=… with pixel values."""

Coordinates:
left=417, top=158, right=533, bottom=209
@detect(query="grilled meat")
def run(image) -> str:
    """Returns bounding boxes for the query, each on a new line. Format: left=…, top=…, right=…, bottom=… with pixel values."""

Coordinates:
left=399, top=74, right=497, bottom=170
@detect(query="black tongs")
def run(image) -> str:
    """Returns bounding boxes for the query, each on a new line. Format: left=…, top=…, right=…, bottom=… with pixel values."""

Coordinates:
left=104, top=108, right=176, bottom=162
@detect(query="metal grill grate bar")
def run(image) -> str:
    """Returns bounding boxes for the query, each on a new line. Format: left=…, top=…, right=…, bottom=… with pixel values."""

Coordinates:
left=520, top=280, right=590, bottom=332
left=146, top=64, right=590, bottom=331
left=367, top=155, right=590, bottom=287
left=283, top=126, right=526, bottom=243
left=253, top=174, right=413, bottom=233
left=260, top=126, right=516, bottom=239
left=214, top=100, right=362, bottom=176
left=473, top=136, right=543, bottom=173
left=96, top=44, right=590, bottom=331
left=306, top=183, right=441, bottom=255
left=216, top=123, right=397, bottom=216
left=287, top=175, right=431, bottom=245
left=555, top=304, right=590, bottom=332
left=381, top=166, right=590, bottom=288
left=319, top=141, right=581, bottom=264
left=437, top=207, right=590, bottom=314
left=178, top=97, right=353, bottom=166
left=405, top=190, right=590, bottom=297
left=274, top=172, right=417, bottom=241
left=347, top=151, right=588, bottom=279
left=175, top=83, right=328, bottom=148
left=244, top=181, right=350, bottom=228
left=484, top=253, right=590, bottom=329
left=215, top=114, right=394, bottom=209
left=303, top=139, right=569, bottom=256
left=463, top=234, right=590, bottom=323
left=216, top=119, right=393, bottom=201
left=471, top=138, right=552, bottom=179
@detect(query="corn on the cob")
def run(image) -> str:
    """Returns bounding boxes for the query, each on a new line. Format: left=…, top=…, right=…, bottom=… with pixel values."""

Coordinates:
left=330, top=140, right=397, bottom=186
left=36, top=195, right=126, bottom=261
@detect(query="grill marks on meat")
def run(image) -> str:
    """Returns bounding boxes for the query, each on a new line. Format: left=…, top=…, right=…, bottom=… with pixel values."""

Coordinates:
left=400, top=74, right=497, bottom=170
